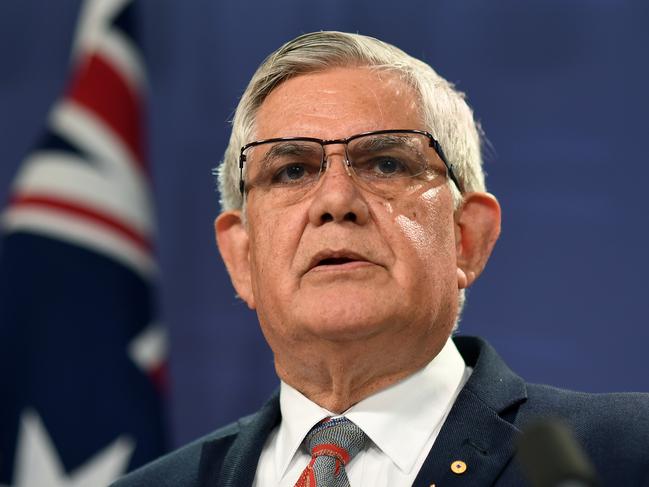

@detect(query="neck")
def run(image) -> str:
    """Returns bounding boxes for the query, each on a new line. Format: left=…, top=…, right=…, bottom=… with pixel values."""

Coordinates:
left=274, top=335, right=447, bottom=413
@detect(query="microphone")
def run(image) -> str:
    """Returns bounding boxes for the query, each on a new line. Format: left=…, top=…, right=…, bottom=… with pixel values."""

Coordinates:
left=516, top=419, right=600, bottom=487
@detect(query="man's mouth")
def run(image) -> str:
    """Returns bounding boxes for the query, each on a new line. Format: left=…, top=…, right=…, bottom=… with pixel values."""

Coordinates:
left=317, top=256, right=356, bottom=266
left=307, top=250, right=372, bottom=272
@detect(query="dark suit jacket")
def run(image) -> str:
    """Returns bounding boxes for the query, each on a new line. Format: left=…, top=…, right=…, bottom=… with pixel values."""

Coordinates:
left=112, top=336, right=649, bottom=486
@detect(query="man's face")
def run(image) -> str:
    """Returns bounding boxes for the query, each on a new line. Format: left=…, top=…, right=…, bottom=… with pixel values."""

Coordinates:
left=236, top=67, right=462, bottom=358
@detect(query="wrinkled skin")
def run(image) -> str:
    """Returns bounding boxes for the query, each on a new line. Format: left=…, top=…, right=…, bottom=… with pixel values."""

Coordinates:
left=216, top=67, right=501, bottom=412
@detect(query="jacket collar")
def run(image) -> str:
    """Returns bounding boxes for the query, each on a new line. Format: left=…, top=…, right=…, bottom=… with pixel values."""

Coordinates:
left=197, top=391, right=281, bottom=487
left=196, top=336, right=527, bottom=486
left=413, top=336, right=528, bottom=486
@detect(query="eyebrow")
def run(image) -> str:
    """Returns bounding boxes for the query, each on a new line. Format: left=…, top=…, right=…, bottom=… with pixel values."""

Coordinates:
left=351, top=134, right=411, bottom=151
left=260, top=141, right=322, bottom=167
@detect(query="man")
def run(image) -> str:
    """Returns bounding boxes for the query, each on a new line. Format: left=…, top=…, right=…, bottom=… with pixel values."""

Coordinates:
left=114, top=31, right=649, bottom=486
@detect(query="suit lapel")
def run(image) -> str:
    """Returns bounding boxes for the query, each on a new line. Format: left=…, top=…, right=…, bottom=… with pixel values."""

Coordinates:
left=413, top=337, right=528, bottom=487
left=197, top=391, right=281, bottom=487
left=195, top=337, right=525, bottom=487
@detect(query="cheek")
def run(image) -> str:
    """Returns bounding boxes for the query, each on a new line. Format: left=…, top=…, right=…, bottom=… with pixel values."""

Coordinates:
left=247, top=205, right=303, bottom=287
left=390, top=202, right=456, bottom=328
left=394, top=214, right=429, bottom=255
left=393, top=213, right=456, bottom=276
left=393, top=188, right=456, bottom=257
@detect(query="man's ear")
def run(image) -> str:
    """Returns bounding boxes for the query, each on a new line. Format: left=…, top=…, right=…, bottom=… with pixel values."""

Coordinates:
left=214, top=211, right=255, bottom=309
left=455, top=192, right=501, bottom=290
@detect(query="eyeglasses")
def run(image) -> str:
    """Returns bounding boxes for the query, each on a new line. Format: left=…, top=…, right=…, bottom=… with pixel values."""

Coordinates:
left=238, top=129, right=462, bottom=202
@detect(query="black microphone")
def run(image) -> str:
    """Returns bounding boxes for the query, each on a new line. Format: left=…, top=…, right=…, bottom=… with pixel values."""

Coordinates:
left=517, top=419, right=600, bottom=487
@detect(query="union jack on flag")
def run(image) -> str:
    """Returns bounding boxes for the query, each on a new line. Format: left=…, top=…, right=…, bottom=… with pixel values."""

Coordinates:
left=0, top=0, right=167, bottom=485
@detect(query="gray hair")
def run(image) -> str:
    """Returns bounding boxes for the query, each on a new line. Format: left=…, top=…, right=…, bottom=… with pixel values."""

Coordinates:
left=216, top=31, right=489, bottom=322
left=217, top=30, right=486, bottom=211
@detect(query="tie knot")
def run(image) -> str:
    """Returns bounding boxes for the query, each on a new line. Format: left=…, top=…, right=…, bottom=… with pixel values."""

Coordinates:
left=305, top=417, right=366, bottom=466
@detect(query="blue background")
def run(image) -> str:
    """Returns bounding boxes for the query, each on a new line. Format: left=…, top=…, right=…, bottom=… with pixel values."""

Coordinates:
left=1, top=0, right=647, bottom=449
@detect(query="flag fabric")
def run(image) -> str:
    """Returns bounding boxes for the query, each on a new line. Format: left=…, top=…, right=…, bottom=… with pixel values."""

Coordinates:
left=0, top=0, right=166, bottom=485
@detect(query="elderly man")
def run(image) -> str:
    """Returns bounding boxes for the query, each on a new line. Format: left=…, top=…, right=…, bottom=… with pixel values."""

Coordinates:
left=114, top=32, right=649, bottom=486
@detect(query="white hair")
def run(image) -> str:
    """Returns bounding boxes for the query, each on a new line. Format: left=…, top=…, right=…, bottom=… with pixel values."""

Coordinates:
left=215, top=31, right=490, bottom=322
left=217, top=31, right=486, bottom=210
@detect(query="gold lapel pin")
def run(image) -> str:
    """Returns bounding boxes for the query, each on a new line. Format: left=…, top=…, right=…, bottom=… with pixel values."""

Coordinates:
left=451, top=460, right=468, bottom=475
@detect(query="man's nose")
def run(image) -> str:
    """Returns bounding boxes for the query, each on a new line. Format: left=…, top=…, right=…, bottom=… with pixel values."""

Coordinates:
left=307, top=153, right=370, bottom=226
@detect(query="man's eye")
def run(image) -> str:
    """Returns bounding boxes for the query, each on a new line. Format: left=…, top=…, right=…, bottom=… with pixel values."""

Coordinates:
left=376, top=158, right=401, bottom=174
left=271, top=163, right=315, bottom=184
left=365, top=157, right=408, bottom=177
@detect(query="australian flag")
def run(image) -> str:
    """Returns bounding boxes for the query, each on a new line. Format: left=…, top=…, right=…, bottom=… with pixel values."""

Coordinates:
left=0, top=0, right=166, bottom=485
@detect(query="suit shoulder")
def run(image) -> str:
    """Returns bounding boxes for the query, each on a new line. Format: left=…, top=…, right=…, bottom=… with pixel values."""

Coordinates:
left=520, top=385, right=649, bottom=463
left=523, top=384, right=649, bottom=426
left=110, top=419, right=246, bottom=487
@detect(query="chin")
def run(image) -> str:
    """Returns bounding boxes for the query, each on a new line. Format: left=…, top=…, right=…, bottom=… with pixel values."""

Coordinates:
left=294, top=298, right=399, bottom=342
left=311, top=320, right=386, bottom=342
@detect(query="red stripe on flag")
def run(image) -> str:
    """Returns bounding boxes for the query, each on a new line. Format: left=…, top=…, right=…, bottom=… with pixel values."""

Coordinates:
left=66, top=53, right=146, bottom=170
left=9, top=194, right=152, bottom=254
left=148, top=361, right=169, bottom=394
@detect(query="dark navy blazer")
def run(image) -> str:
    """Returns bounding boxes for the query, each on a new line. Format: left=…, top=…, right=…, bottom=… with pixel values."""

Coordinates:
left=112, top=336, right=649, bottom=486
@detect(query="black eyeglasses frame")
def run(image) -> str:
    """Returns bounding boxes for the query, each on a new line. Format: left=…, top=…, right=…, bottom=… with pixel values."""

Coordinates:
left=238, top=129, right=463, bottom=195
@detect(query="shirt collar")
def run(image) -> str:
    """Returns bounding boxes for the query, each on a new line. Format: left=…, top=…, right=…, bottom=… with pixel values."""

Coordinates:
left=275, top=337, right=467, bottom=476
left=275, top=379, right=332, bottom=478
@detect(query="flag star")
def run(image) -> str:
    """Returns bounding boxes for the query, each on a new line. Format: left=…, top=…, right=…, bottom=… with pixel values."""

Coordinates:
left=3, top=410, right=134, bottom=487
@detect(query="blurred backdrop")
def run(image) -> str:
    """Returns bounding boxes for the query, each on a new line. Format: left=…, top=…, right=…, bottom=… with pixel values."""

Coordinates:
left=1, top=0, right=647, bottom=454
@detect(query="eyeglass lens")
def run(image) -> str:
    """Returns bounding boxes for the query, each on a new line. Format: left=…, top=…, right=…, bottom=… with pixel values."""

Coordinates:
left=243, top=132, right=448, bottom=201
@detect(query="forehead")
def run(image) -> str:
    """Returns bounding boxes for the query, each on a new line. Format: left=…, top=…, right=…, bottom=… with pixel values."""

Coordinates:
left=254, top=67, right=423, bottom=141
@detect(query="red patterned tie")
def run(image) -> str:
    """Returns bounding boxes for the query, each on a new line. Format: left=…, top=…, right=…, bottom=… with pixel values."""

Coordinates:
left=294, top=417, right=367, bottom=487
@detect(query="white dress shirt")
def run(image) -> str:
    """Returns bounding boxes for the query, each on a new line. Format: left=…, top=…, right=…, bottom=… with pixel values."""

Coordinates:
left=253, top=338, right=471, bottom=486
